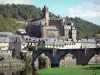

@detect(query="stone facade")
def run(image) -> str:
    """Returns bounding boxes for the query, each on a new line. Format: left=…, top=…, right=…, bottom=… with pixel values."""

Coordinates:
left=0, top=32, right=22, bottom=58
left=25, top=5, right=77, bottom=40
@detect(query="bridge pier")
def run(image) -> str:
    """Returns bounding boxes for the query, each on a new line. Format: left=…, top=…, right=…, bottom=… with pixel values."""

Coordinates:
left=51, top=59, right=60, bottom=67
left=51, top=62, right=59, bottom=67
left=51, top=50, right=61, bottom=67
left=76, top=58, right=88, bottom=65
left=75, top=49, right=88, bottom=65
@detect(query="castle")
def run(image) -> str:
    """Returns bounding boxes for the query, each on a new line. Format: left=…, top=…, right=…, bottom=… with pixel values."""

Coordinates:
left=25, top=5, right=76, bottom=40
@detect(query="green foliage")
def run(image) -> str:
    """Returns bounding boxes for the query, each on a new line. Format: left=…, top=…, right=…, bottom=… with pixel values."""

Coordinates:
left=25, top=45, right=36, bottom=51
left=65, top=17, right=100, bottom=38
left=38, top=46, right=53, bottom=50
left=39, top=65, right=100, bottom=75
left=73, top=17, right=100, bottom=38
left=0, top=15, right=23, bottom=32
left=0, top=4, right=56, bottom=20
left=0, top=4, right=56, bottom=32
left=97, top=30, right=100, bottom=34
left=38, top=56, right=48, bottom=69
left=21, top=55, right=32, bottom=75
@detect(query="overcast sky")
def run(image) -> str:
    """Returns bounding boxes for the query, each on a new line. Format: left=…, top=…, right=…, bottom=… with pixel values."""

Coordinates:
left=0, top=0, right=100, bottom=25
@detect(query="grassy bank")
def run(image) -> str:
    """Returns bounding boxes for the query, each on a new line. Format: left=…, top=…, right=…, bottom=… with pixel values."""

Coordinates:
left=39, top=65, right=100, bottom=75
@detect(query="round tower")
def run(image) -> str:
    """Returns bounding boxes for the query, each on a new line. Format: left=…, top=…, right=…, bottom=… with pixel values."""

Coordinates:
left=42, top=5, right=49, bottom=26
left=40, top=20, right=47, bottom=38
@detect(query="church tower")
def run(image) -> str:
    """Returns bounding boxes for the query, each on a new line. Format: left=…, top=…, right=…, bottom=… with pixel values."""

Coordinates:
left=42, top=5, right=49, bottom=26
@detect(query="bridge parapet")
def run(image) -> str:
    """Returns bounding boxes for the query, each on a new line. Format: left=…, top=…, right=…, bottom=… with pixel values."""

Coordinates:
left=25, top=38, right=100, bottom=50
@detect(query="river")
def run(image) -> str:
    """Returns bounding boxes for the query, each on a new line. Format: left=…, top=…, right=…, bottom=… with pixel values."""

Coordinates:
left=0, top=65, right=40, bottom=75
left=0, top=68, right=39, bottom=75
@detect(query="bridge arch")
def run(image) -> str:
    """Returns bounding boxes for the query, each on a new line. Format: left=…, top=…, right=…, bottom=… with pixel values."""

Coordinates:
left=60, top=53, right=76, bottom=67
left=89, top=54, right=100, bottom=64
left=59, top=51, right=77, bottom=67
left=32, top=51, right=52, bottom=69
left=85, top=48, right=100, bottom=64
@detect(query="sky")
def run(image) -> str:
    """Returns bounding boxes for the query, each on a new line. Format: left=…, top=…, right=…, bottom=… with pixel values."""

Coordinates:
left=0, top=0, right=100, bottom=25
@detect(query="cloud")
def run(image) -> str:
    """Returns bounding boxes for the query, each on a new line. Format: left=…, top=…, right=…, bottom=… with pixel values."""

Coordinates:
left=81, top=12, right=100, bottom=18
left=0, top=0, right=34, bottom=4
left=70, top=12, right=100, bottom=18
left=68, top=0, right=100, bottom=18
left=69, top=6, right=84, bottom=14
left=92, top=0, right=100, bottom=5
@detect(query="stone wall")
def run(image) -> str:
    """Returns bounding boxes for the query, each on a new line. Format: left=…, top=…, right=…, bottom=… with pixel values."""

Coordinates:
left=0, top=50, right=12, bottom=59
left=89, top=54, right=100, bottom=64
left=0, top=60, right=25, bottom=70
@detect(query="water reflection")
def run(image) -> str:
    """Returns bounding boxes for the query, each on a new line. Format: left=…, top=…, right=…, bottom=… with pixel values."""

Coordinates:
left=0, top=67, right=39, bottom=75
left=0, top=70, right=30, bottom=75
left=0, top=69, right=23, bottom=75
left=0, top=71, right=22, bottom=75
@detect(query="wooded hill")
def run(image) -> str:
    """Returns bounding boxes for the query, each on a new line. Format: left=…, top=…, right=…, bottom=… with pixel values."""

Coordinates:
left=69, top=17, right=100, bottom=38
left=0, top=4, right=100, bottom=38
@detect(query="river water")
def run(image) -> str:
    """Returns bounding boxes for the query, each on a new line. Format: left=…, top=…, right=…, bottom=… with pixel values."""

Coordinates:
left=0, top=69, right=38, bottom=75
left=0, top=67, right=39, bottom=75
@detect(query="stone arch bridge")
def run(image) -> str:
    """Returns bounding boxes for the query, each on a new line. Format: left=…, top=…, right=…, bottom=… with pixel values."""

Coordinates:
left=32, top=48, right=100, bottom=68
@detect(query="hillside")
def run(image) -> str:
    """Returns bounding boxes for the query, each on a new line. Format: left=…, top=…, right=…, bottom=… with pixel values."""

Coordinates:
left=0, top=4, right=100, bottom=38
left=0, top=4, right=56, bottom=20
left=69, top=17, right=100, bottom=38
left=0, top=15, right=23, bottom=32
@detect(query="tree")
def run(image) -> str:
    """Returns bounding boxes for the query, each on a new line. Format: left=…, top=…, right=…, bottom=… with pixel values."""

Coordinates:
left=98, top=30, right=100, bottom=34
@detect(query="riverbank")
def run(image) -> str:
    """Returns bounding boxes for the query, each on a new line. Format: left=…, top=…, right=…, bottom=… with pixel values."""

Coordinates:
left=39, top=64, right=100, bottom=75
left=0, top=59, right=25, bottom=71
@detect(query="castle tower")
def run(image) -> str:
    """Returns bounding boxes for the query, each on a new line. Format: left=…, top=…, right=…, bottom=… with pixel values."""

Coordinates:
left=41, top=25, right=46, bottom=38
left=63, top=20, right=72, bottom=39
left=64, top=25, right=71, bottom=39
left=40, top=20, right=47, bottom=38
left=42, top=5, right=49, bottom=26
left=71, top=22, right=76, bottom=40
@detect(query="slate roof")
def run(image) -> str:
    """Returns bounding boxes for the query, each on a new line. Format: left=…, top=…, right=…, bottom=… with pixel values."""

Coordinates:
left=74, top=39, right=96, bottom=43
left=0, top=32, right=13, bottom=37
left=23, top=35, right=31, bottom=39
left=49, top=17, right=62, bottom=20
left=30, top=18, right=42, bottom=22
left=81, top=39, right=96, bottom=43
left=0, top=32, right=21, bottom=43
left=30, top=18, right=45, bottom=26
left=0, top=37, right=9, bottom=43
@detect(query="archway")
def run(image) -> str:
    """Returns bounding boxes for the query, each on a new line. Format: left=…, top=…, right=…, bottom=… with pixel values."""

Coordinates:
left=38, top=53, right=51, bottom=69
left=85, top=48, right=100, bottom=65
left=89, top=54, right=100, bottom=64
left=32, top=52, right=51, bottom=69
left=68, top=29, right=72, bottom=39
left=60, top=53, right=76, bottom=67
